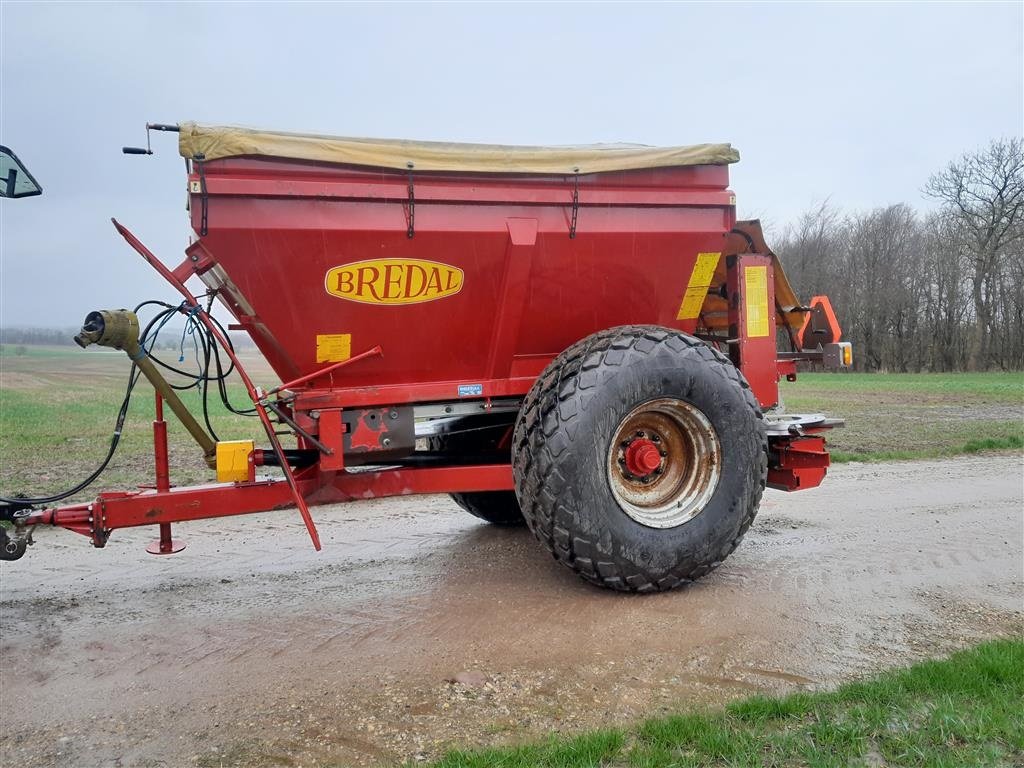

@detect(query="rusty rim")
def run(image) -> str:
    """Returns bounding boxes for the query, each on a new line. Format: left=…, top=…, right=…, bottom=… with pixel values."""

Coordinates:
left=606, top=398, right=721, bottom=529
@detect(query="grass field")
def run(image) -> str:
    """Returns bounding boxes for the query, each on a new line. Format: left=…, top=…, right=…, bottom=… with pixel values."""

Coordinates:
left=782, top=372, right=1023, bottom=463
left=0, top=345, right=269, bottom=501
left=429, top=639, right=1023, bottom=768
left=0, top=346, right=1021, bottom=502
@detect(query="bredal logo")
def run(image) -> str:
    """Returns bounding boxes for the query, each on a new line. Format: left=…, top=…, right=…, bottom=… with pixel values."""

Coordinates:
left=324, top=259, right=464, bottom=305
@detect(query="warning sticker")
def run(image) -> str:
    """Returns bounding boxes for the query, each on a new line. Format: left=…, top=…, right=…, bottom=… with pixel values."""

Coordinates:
left=744, top=266, right=770, bottom=338
left=676, top=252, right=721, bottom=320
left=316, top=333, right=352, bottom=363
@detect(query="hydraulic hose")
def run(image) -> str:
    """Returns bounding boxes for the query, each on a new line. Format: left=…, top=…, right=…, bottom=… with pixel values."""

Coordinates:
left=0, top=300, right=252, bottom=505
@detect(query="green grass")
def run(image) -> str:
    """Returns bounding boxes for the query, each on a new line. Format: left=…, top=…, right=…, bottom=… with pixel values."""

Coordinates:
left=430, top=731, right=625, bottom=768
left=0, top=345, right=270, bottom=499
left=782, top=372, right=1023, bottom=463
left=429, top=639, right=1023, bottom=768
left=829, top=435, right=1024, bottom=464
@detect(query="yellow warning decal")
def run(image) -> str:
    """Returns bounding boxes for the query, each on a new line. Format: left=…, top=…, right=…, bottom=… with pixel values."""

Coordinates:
left=316, top=333, right=352, bottom=363
left=744, top=266, right=770, bottom=338
left=676, top=252, right=721, bottom=320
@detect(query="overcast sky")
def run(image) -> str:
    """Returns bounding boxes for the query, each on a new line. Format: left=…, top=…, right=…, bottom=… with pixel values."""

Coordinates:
left=1, top=1, right=1021, bottom=327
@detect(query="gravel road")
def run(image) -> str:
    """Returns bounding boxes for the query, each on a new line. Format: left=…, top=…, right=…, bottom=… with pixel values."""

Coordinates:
left=1, top=454, right=1021, bottom=767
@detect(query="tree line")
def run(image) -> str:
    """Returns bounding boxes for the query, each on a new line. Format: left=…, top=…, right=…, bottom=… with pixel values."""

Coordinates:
left=0, top=326, right=255, bottom=351
left=775, top=137, right=1023, bottom=372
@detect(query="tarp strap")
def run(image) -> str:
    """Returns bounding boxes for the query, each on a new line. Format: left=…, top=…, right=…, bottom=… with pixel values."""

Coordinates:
left=194, top=154, right=209, bottom=237
left=406, top=162, right=415, bottom=239
left=569, top=169, right=580, bottom=239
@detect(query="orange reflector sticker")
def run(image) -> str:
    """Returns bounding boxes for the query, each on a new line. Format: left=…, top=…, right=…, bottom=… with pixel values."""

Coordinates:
left=676, top=252, right=721, bottom=320
left=316, top=333, right=352, bottom=363
left=744, top=266, right=770, bottom=338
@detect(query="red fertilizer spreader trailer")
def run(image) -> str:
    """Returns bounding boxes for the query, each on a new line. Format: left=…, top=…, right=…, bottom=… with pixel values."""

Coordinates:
left=0, top=123, right=850, bottom=591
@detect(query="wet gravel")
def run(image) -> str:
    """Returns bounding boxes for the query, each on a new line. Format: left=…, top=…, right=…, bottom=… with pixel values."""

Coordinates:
left=1, top=454, right=1021, bottom=767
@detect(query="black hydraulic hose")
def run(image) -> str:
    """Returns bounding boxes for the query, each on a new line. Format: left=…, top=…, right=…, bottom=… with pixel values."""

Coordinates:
left=138, top=305, right=254, bottom=416
left=0, top=364, right=142, bottom=505
left=0, top=297, right=257, bottom=505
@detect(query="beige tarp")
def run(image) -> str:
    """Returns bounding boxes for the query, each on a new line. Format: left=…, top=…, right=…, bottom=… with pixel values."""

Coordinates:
left=178, top=122, right=739, bottom=174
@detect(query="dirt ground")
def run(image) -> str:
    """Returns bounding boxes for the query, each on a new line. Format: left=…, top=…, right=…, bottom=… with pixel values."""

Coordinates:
left=1, top=454, right=1021, bottom=768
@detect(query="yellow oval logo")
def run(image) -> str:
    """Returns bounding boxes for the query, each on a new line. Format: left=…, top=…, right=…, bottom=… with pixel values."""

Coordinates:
left=324, top=259, right=464, bottom=306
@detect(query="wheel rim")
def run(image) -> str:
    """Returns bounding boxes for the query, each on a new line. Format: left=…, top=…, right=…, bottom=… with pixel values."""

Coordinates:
left=607, top=397, right=721, bottom=529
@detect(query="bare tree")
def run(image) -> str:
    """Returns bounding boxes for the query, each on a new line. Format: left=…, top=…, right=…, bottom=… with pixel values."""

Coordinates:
left=770, top=139, right=1022, bottom=373
left=841, top=205, right=922, bottom=371
left=777, top=200, right=844, bottom=299
left=924, top=138, right=1024, bottom=370
left=919, top=212, right=972, bottom=371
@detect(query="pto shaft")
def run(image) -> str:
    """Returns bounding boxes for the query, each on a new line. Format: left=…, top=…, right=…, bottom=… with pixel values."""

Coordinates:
left=74, top=309, right=218, bottom=467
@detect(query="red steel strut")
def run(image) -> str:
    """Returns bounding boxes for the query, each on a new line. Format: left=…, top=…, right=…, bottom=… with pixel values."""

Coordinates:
left=146, top=392, right=185, bottom=554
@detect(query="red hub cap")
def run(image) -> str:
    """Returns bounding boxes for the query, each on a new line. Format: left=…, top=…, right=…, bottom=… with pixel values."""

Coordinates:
left=624, top=438, right=662, bottom=477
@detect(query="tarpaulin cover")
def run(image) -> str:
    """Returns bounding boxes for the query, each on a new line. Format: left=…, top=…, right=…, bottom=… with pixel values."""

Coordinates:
left=178, top=122, right=739, bottom=174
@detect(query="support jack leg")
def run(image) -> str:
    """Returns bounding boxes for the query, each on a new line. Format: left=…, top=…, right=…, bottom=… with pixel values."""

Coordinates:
left=146, top=522, right=185, bottom=555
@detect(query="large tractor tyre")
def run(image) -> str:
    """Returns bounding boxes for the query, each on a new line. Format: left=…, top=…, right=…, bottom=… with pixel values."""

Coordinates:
left=428, top=425, right=526, bottom=527
left=512, top=325, right=767, bottom=592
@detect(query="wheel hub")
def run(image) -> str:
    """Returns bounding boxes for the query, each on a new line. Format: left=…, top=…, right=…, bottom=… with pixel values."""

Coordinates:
left=607, top=398, right=722, bottom=529
left=622, top=437, right=663, bottom=478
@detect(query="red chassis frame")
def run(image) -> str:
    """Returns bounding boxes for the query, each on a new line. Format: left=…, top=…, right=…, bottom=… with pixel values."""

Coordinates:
left=17, top=222, right=831, bottom=552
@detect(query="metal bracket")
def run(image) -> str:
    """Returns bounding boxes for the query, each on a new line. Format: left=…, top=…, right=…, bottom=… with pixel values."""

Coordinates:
left=0, top=499, right=33, bottom=523
left=406, top=162, right=415, bottom=238
left=91, top=501, right=111, bottom=549
left=265, top=401, right=333, bottom=455
left=569, top=168, right=580, bottom=239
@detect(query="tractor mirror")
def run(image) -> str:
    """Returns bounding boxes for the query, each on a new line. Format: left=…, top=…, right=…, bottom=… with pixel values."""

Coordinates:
left=0, top=145, right=42, bottom=199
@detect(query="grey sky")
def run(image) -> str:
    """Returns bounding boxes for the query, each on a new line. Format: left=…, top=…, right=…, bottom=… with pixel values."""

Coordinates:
left=1, top=1, right=1021, bottom=327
